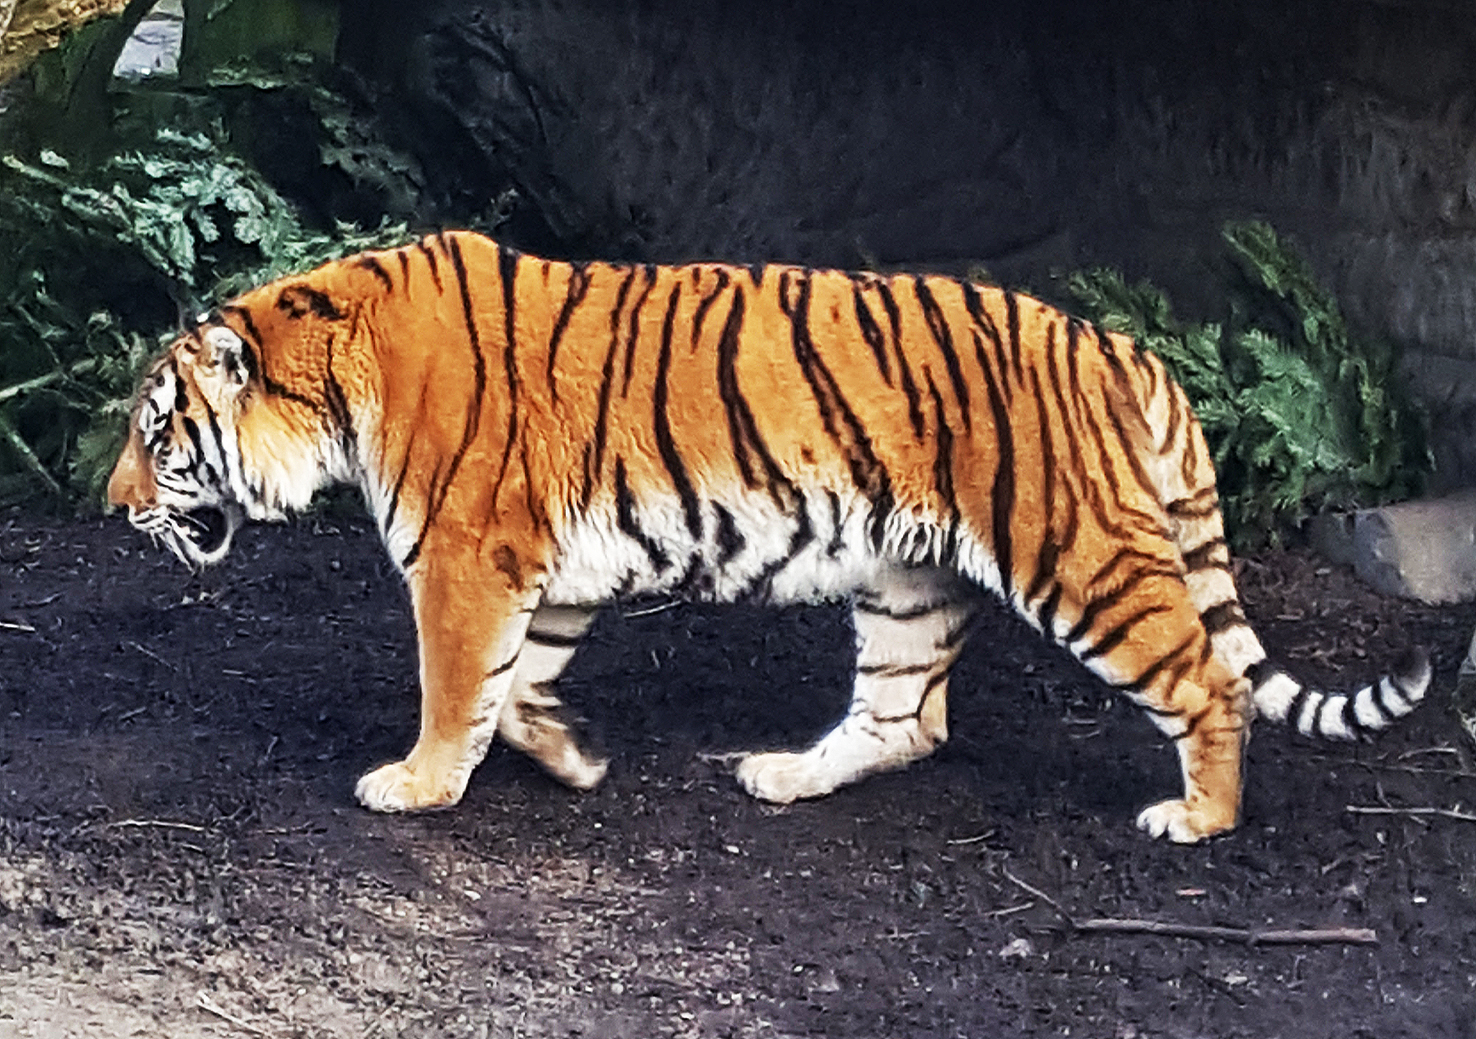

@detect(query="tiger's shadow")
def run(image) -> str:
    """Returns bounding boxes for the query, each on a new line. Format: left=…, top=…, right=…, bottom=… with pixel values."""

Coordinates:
left=543, top=597, right=1171, bottom=823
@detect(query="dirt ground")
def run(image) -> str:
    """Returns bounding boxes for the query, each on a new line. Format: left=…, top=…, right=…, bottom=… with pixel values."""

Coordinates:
left=2, top=508, right=1475, bottom=1039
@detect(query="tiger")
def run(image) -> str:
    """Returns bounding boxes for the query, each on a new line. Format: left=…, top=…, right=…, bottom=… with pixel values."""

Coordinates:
left=105, top=230, right=1430, bottom=843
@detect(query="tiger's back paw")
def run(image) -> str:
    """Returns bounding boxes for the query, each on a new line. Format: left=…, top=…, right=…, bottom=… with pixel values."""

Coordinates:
left=542, top=750, right=609, bottom=791
left=735, top=751, right=837, bottom=804
left=1135, top=799, right=1236, bottom=843
left=355, top=761, right=464, bottom=813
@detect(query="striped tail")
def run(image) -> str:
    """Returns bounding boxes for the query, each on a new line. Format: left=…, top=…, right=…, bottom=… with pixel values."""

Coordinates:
left=1127, top=351, right=1432, bottom=740
left=1245, top=649, right=1431, bottom=739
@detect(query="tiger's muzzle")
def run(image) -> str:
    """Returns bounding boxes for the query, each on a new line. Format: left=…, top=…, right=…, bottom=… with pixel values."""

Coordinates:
left=126, top=502, right=242, bottom=568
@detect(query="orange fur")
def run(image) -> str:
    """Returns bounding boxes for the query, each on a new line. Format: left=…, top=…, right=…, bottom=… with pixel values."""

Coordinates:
left=107, top=231, right=1428, bottom=840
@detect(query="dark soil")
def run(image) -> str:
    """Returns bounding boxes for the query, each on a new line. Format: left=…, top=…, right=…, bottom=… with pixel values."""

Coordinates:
left=2, top=510, right=1475, bottom=1038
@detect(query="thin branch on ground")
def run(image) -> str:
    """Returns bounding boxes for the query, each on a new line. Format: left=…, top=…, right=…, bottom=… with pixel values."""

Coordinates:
left=1345, top=804, right=1476, bottom=823
left=196, top=993, right=273, bottom=1037
left=1000, top=866, right=1377, bottom=945
left=1074, top=918, right=1377, bottom=945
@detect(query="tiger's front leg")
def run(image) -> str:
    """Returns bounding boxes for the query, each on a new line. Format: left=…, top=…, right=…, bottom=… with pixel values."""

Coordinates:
left=356, top=549, right=543, bottom=812
left=737, top=566, right=977, bottom=803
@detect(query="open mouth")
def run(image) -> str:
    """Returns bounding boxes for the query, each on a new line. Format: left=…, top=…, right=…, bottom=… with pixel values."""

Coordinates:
left=179, top=505, right=233, bottom=557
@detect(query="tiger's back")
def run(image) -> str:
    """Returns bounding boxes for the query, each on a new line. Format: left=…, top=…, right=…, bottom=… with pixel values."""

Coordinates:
left=106, top=231, right=1430, bottom=842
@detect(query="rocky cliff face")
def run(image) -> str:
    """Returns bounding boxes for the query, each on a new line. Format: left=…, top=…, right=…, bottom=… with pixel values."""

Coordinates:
left=21, top=0, right=1476, bottom=487
left=338, top=0, right=1476, bottom=487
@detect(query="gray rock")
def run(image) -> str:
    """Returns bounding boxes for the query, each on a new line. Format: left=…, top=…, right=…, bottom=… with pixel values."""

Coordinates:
left=1307, top=491, right=1476, bottom=603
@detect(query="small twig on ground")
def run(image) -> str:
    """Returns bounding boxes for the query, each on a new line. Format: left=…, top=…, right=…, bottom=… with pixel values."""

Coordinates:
left=1346, top=804, right=1476, bottom=824
left=1000, top=867, right=1071, bottom=919
left=1074, top=918, right=1377, bottom=945
left=196, top=992, right=272, bottom=1037
left=946, top=829, right=997, bottom=846
left=124, top=639, right=177, bottom=670
left=78, top=818, right=212, bottom=837
left=694, top=750, right=747, bottom=766
left=622, top=599, right=680, bottom=618
left=0, top=619, right=36, bottom=632
left=1000, top=867, right=1377, bottom=945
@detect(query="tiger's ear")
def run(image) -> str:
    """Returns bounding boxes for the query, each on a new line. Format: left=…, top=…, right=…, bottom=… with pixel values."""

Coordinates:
left=190, top=327, right=252, bottom=399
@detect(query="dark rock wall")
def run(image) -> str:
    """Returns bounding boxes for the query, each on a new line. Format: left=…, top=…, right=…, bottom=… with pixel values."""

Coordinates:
left=339, top=0, right=1476, bottom=487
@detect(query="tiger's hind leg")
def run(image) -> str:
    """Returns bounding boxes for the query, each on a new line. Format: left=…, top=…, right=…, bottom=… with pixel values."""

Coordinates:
left=737, top=566, right=976, bottom=804
left=496, top=604, right=608, bottom=790
left=1066, top=562, right=1250, bottom=843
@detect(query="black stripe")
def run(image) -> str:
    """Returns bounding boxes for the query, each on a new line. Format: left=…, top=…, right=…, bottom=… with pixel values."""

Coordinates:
left=416, top=239, right=443, bottom=291
left=1170, top=705, right=1210, bottom=741
left=219, top=304, right=262, bottom=352
left=874, top=277, right=924, bottom=438
left=914, top=276, right=971, bottom=432
left=486, top=653, right=521, bottom=679
left=402, top=237, right=489, bottom=569
left=716, top=286, right=799, bottom=509
left=525, top=629, right=584, bottom=649
left=850, top=278, right=893, bottom=386
left=1114, top=630, right=1200, bottom=693
left=858, top=660, right=942, bottom=677
left=1376, top=677, right=1414, bottom=716
left=1023, top=366, right=1065, bottom=607
left=323, top=340, right=356, bottom=457
left=653, top=283, right=703, bottom=539
left=854, top=599, right=947, bottom=621
left=583, top=267, right=640, bottom=508
left=825, top=489, right=844, bottom=557
left=489, top=241, right=522, bottom=513
left=743, top=496, right=814, bottom=601
left=179, top=415, right=208, bottom=474
left=962, top=282, right=1011, bottom=404
left=978, top=321, right=1015, bottom=597
left=925, top=371, right=960, bottom=559
left=614, top=457, right=670, bottom=571
left=1339, top=695, right=1376, bottom=738
left=277, top=285, right=345, bottom=321
left=1182, top=537, right=1228, bottom=573
left=1167, top=489, right=1220, bottom=519
left=1036, top=582, right=1064, bottom=635
left=201, top=399, right=227, bottom=477
left=1003, top=289, right=1023, bottom=375
left=690, top=268, right=731, bottom=353
left=382, top=431, right=415, bottom=536
left=621, top=265, right=659, bottom=397
left=1064, top=560, right=1179, bottom=645
left=778, top=270, right=890, bottom=503
left=169, top=358, right=189, bottom=414
left=1199, top=600, right=1246, bottom=636
left=872, top=669, right=952, bottom=724
left=1362, top=682, right=1399, bottom=726
left=1080, top=603, right=1176, bottom=661
left=356, top=255, right=394, bottom=291
left=713, top=503, right=746, bottom=565
left=1243, top=658, right=1278, bottom=684
left=546, top=262, right=591, bottom=403
left=395, top=248, right=411, bottom=283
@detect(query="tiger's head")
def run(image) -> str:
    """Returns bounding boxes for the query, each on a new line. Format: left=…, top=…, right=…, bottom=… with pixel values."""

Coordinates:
left=107, top=323, right=263, bottom=567
left=110, top=274, right=372, bottom=567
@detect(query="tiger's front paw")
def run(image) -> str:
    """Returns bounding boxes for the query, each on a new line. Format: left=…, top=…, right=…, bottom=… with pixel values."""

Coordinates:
left=1135, top=799, right=1235, bottom=844
left=735, top=751, right=834, bottom=804
left=355, top=760, right=465, bottom=813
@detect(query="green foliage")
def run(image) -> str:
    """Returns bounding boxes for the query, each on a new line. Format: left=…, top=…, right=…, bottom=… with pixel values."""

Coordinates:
left=0, top=125, right=415, bottom=507
left=1068, top=221, right=1429, bottom=549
